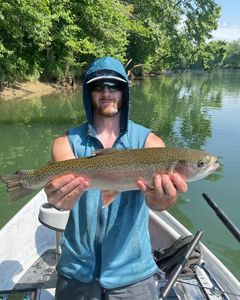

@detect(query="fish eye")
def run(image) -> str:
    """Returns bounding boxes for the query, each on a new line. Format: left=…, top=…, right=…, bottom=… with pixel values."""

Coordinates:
left=198, top=160, right=206, bottom=168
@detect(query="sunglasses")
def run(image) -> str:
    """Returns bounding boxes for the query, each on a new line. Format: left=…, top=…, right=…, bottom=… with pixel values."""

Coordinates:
left=89, top=81, right=124, bottom=92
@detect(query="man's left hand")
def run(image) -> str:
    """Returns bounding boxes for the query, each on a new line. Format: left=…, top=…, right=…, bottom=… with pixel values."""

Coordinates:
left=137, top=173, right=187, bottom=211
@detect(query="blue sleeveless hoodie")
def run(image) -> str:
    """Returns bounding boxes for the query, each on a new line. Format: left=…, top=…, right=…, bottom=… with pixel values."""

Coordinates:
left=57, top=57, right=158, bottom=288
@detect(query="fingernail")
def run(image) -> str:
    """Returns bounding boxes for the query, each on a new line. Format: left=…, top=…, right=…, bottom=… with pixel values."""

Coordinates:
left=75, top=177, right=84, bottom=183
left=78, top=177, right=89, bottom=186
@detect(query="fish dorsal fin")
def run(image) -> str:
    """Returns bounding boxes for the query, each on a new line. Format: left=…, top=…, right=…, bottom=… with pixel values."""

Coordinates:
left=92, top=149, right=120, bottom=156
left=47, top=160, right=57, bottom=165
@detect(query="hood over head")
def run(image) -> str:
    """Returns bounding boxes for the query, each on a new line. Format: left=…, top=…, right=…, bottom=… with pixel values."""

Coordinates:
left=82, top=57, right=130, bottom=133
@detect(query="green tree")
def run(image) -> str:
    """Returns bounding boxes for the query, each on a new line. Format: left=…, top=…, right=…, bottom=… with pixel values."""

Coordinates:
left=126, top=0, right=222, bottom=73
left=223, top=39, right=240, bottom=69
left=41, top=0, right=133, bottom=80
left=192, top=40, right=227, bottom=70
left=0, top=0, right=227, bottom=86
left=0, top=0, right=52, bottom=83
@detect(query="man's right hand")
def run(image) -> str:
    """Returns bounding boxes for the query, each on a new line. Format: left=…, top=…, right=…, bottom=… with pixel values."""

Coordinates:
left=44, top=175, right=89, bottom=211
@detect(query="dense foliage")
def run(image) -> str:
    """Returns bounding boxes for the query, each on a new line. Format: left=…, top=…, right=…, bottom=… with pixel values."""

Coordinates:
left=0, top=0, right=236, bottom=86
left=223, top=40, right=240, bottom=69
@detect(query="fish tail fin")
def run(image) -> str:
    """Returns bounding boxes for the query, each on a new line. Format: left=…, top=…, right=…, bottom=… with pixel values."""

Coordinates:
left=1, top=171, right=34, bottom=201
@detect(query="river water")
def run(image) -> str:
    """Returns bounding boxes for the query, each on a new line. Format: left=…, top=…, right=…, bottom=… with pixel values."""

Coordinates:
left=0, top=70, right=240, bottom=280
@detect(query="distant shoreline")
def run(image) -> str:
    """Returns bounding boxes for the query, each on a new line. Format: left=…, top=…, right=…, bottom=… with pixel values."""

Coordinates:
left=0, top=81, right=79, bottom=100
left=1, top=68, right=239, bottom=100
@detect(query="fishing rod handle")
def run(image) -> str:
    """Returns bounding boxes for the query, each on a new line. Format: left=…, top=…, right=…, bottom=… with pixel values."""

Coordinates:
left=202, top=193, right=240, bottom=243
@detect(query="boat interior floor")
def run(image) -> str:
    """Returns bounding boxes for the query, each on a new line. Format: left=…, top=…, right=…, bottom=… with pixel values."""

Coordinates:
left=14, top=249, right=57, bottom=292
left=0, top=250, right=228, bottom=300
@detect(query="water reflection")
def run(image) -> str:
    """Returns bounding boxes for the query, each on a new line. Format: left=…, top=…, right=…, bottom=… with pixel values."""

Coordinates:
left=131, top=73, right=223, bottom=149
left=0, top=88, right=85, bottom=126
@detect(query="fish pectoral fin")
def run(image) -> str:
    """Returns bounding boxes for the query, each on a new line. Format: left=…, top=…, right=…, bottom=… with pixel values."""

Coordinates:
left=168, top=160, right=179, bottom=173
left=101, top=190, right=119, bottom=208
left=47, top=160, right=58, bottom=165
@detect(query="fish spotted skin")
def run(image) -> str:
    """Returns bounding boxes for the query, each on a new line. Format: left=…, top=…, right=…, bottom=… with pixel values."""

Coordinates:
left=1, top=147, right=219, bottom=203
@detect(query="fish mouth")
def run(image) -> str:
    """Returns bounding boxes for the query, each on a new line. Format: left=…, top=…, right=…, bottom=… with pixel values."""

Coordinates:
left=198, top=162, right=219, bottom=180
left=209, top=162, right=219, bottom=172
left=186, top=161, right=219, bottom=182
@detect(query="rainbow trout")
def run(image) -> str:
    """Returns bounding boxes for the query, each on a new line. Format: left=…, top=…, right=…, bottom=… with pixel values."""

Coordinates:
left=1, top=147, right=219, bottom=206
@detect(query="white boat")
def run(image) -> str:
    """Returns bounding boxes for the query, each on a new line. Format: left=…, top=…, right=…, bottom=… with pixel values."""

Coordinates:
left=0, top=189, right=240, bottom=299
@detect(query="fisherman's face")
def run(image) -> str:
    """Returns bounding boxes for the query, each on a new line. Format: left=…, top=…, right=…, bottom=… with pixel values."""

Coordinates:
left=89, top=81, right=124, bottom=117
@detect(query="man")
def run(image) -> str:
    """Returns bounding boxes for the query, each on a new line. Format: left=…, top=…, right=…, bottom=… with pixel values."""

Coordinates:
left=45, top=57, right=187, bottom=299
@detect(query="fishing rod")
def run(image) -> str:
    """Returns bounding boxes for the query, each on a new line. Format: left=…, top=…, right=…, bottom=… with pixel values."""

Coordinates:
left=202, top=193, right=240, bottom=244
left=159, top=229, right=203, bottom=299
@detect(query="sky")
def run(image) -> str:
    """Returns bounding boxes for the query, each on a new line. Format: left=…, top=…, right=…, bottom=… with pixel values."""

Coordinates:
left=212, top=0, right=240, bottom=41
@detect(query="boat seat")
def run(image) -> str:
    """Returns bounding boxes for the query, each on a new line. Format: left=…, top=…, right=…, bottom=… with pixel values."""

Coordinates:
left=38, top=203, right=70, bottom=232
left=38, top=203, right=70, bottom=258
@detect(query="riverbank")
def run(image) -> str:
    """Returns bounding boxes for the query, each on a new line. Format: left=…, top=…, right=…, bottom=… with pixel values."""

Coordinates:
left=0, top=73, right=167, bottom=100
left=0, top=81, right=76, bottom=100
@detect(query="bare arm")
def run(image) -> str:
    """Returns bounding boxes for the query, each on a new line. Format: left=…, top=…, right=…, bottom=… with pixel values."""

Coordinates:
left=137, top=132, right=187, bottom=211
left=144, top=132, right=166, bottom=148
left=44, top=135, right=89, bottom=210
left=51, top=134, right=75, bottom=161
